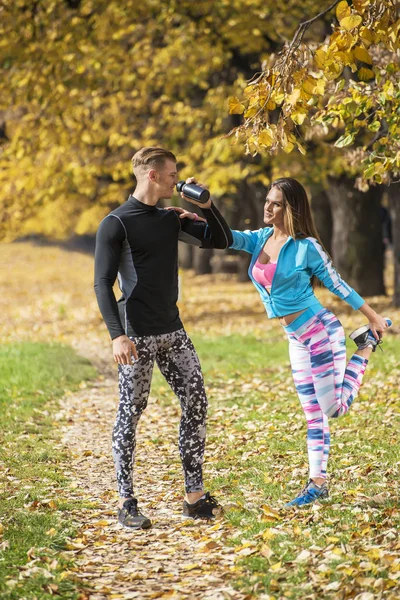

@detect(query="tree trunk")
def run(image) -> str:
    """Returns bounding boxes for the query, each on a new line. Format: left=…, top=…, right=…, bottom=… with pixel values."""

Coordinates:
left=178, top=243, right=193, bottom=269
left=327, top=177, right=385, bottom=296
left=388, top=184, right=400, bottom=306
left=229, top=178, right=267, bottom=281
left=237, top=252, right=251, bottom=283
left=193, top=247, right=213, bottom=275
left=310, top=186, right=332, bottom=254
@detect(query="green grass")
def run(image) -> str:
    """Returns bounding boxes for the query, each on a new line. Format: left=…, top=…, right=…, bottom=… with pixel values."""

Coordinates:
left=152, top=333, right=400, bottom=598
left=0, top=343, right=96, bottom=600
left=2, top=334, right=398, bottom=599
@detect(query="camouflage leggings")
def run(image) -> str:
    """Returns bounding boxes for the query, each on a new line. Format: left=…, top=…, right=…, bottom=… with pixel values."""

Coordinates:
left=112, top=328, right=208, bottom=497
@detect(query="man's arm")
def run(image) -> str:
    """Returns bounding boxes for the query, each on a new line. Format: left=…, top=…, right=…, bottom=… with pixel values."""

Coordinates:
left=94, top=215, right=126, bottom=338
left=94, top=215, right=138, bottom=364
left=177, top=201, right=233, bottom=249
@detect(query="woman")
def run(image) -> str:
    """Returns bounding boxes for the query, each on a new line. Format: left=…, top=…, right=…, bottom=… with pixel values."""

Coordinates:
left=177, top=177, right=391, bottom=507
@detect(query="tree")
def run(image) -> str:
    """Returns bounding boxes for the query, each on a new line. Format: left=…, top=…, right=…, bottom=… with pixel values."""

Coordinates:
left=229, top=0, right=399, bottom=185
left=1, top=0, right=315, bottom=241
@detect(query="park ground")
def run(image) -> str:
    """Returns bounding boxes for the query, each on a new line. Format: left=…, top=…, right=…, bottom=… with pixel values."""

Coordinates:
left=0, top=242, right=399, bottom=600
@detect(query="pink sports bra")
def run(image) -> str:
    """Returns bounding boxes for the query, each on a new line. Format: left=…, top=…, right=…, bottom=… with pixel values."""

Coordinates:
left=252, top=258, right=277, bottom=289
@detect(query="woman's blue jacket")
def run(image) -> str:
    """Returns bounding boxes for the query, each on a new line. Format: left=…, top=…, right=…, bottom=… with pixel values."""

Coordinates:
left=230, top=227, right=365, bottom=319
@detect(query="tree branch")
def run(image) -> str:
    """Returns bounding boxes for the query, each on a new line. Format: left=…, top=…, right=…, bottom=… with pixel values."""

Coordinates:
left=283, top=0, right=341, bottom=63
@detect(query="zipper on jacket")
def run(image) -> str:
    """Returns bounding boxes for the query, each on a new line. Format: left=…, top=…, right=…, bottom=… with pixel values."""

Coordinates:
left=267, top=235, right=292, bottom=297
left=248, top=230, right=273, bottom=299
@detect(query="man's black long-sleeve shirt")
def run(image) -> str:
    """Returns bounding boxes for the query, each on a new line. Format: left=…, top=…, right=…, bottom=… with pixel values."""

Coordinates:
left=94, top=195, right=233, bottom=339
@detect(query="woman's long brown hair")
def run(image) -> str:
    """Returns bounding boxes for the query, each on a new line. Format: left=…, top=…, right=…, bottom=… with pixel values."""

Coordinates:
left=270, top=177, right=329, bottom=286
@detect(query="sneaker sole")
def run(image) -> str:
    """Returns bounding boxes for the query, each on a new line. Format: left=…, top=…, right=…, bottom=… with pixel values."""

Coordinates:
left=117, top=520, right=152, bottom=530
left=349, top=325, right=370, bottom=341
left=181, top=512, right=216, bottom=520
left=349, top=317, right=392, bottom=341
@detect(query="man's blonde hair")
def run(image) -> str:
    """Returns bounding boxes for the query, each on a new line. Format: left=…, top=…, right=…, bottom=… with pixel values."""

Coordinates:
left=131, top=147, right=177, bottom=177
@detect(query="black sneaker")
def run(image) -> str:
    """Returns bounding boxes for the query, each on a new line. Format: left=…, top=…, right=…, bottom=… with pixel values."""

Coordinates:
left=118, top=498, right=152, bottom=529
left=349, top=318, right=392, bottom=352
left=183, top=492, right=223, bottom=520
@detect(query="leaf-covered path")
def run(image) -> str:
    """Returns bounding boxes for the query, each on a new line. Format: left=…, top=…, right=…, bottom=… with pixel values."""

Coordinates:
left=58, top=374, right=247, bottom=600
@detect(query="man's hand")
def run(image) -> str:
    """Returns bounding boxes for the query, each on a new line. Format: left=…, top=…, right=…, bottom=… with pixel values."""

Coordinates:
left=112, top=335, right=138, bottom=365
left=164, top=206, right=207, bottom=222
left=180, top=177, right=212, bottom=210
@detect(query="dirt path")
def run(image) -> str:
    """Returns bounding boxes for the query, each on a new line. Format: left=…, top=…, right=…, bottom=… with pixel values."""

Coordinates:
left=58, top=371, right=248, bottom=600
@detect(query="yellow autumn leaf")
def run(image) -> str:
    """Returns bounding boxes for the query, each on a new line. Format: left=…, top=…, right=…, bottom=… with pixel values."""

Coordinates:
left=243, top=85, right=256, bottom=97
left=336, top=1, right=351, bottom=22
left=291, top=111, right=307, bottom=126
left=262, top=529, right=278, bottom=541
left=270, top=561, right=282, bottom=572
left=282, top=141, right=295, bottom=154
left=302, top=78, right=317, bottom=95
left=340, top=14, right=363, bottom=31
left=271, top=90, right=285, bottom=104
left=182, top=563, right=201, bottom=571
left=324, top=60, right=344, bottom=80
left=260, top=504, right=281, bottom=520
left=384, top=81, right=395, bottom=97
left=358, top=67, right=375, bottom=81
left=335, top=31, right=354, bottom=50
left=235, top=541, right=257, bottom=552
left=244, top=104, right=258, bottom=118
left=297, top=142, right=307, bottom=155
left=388, top=23, right=400, bottom=46
left=354, top=46, right=373, bottom=64
left=314, top=48, right=327, bottom=69
left=258, top=129, right=274, bottom=147
left=46, top=528, right=57, bottom=536
left=287, top=88, right=301, bottom=106
left=314, top=79, right=326, bottom=95
left=335, top=50, right=353, bottom=66
left=360, top=27, right=375, bottom=46
left=228, top=96, right=245, bottom=115
left=281, top=132, right=296, bottom=154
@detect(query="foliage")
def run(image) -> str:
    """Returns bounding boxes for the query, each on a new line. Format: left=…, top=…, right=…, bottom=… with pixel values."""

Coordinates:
left=0, top=0, right=307, bottom=241
left=229, top=0, right=400, bottom=186
left=1, top=0, right=381, bottom=241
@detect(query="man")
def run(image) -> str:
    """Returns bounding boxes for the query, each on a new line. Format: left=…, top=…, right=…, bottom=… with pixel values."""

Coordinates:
left=94, top=147, right=232, bottom=528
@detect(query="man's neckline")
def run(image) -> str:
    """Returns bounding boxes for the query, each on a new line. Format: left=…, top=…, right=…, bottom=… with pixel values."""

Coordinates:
left=128, top=195, right=157, bottom=210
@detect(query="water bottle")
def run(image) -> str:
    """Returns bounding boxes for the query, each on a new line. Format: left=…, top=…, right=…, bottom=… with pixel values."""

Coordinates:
left=176, top=180, right=210, bottom=204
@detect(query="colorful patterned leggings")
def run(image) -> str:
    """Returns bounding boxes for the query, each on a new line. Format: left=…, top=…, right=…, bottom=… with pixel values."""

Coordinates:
left=112, top=328, right=208, bottom=498
left=283, top=306, right=368, bottom=479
